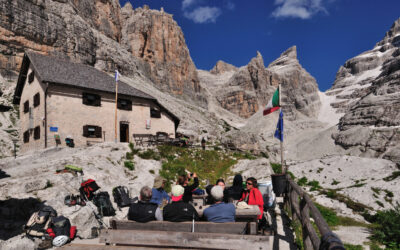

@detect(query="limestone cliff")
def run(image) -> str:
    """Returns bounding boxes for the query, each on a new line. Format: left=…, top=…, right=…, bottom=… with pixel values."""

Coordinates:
left=207, top=47, right=321, bottom=120
left=331, top=18, right=400, bottom=165
left=0, top=0, right=205, bottom=105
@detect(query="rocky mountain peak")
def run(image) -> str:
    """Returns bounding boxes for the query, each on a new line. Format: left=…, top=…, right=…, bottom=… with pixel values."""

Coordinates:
left=210, top=60, right=238, bottom=74
left=282, top=46, right=297, bottom=59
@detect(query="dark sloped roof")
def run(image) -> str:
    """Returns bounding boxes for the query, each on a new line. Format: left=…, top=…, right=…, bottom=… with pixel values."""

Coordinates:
left=13, top=51, right=154, bottom=104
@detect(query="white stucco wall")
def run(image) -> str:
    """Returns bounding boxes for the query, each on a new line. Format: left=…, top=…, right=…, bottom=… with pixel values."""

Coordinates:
left=44, top=84, right=176, bottom=148
left=19, top=66, right=46, bottom=153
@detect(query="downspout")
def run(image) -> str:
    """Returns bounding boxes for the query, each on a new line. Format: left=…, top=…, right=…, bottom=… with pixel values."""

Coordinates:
left=44, top=82, right=48, bottom=148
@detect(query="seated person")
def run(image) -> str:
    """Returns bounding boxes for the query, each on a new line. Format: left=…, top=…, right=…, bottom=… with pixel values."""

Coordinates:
left=203, top=186, right=235, bottom=223
left=150, top=176, right=170, bottom=206
left=128, top=186, right=163, bottom=222
left=177, top=173, right=199, bottom=203
left=225, top=174, right=244, bottom=202
left=163, top=185, right=199, bottom=222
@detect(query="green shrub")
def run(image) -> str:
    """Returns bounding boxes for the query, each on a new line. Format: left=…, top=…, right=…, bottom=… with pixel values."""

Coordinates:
left=297, top=177, right=308, bottom=186
left=138, top=149, right=161, bottom=160
left=371, top=187, right=381, bottom=195
left=287, top=171, right=295, bottom=180
left=307, top=180, right=321, bottom=191
left=45, top=180, right=53, bottom=189
left=260, top=151, right=269, bottom=159
left=317, top=168, right=324, bottom=173
left=149, top=170, right=155, bottom=174
left=369, top=204, right=400, bottom=249
left=124, top=161, right=134, bottom=170
left=331, top=179, right=340, bottom=185
left=126, top=152, right=134, bottom=160
left=376, top=201, right=384, bottom=208
left=271, top=163, right=282, bottom=174
left=128, top=143, right=139, bottom=155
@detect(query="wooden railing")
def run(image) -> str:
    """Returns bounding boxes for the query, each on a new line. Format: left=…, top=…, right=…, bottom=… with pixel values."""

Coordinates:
left=285, top=176, right=345, bottom=250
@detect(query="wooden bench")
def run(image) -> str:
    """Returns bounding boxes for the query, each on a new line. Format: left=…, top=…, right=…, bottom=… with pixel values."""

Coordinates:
left=110, top=220, right=258, bottom=235
left=99, top=229, right=270, bottom=249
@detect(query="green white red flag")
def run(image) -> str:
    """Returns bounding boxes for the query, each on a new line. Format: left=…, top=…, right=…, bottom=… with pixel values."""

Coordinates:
left=263, top=86, right=280, bottom=116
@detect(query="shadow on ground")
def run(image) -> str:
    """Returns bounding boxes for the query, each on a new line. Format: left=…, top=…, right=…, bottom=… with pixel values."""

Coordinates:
left=0, top=169, right=10, bottom=179
left=0, top=197, right=44, bottom=240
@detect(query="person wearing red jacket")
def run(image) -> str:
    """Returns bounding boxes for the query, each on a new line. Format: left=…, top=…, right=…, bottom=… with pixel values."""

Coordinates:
left=239, top=177, right=264, bottom=220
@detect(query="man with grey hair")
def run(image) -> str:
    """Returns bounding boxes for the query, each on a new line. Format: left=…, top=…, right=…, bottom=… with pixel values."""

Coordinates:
left=203, top=185, right=235, bottom=222
left=128, top=186, right=163, bottom=222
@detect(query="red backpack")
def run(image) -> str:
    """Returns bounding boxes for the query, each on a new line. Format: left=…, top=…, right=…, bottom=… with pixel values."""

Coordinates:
left=79, top=179, right=100, bottom=200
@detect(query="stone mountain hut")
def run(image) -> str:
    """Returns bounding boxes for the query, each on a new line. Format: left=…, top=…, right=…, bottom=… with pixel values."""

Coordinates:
left=13, top=51, right=179, bottom=153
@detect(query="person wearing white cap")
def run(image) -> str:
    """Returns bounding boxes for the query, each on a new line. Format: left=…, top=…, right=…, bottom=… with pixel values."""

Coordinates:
left=163, top=185, right=199, bottom=222
left=203, top=185, right=235, bottom=223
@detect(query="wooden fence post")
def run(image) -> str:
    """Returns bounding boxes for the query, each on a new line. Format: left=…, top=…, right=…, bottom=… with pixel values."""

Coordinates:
left=300, top=198, right=313, bottom=250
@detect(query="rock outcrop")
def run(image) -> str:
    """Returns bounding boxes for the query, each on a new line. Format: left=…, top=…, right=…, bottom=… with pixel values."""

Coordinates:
left=210, top=60, right=238, bottom=74
left=208, top=47, right=321, bottom=120
left=120, top=4, right=203, bottom=102
left=267, top=46, right=321, bottom=120
left=331, top=18, right=400, bottom=165
left=0, top=0, right=205, bottom=105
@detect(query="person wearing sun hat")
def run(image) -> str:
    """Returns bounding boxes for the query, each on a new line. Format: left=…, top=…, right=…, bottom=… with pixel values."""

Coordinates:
left=163, top=185, right=199, bottom=222
left=150, top=176, right=171, bottom=206
left=203, top=185, right=235, bottom=222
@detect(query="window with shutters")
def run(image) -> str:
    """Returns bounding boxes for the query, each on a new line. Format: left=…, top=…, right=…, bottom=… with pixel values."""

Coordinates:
left=117, top=98, right=132, bottom=111
left=33, top=93, right=40, bottom=107
left=23, top=130, right=30, bottom=143
left=150, top=107, right=161, bottom=118
left=23, top=100, right=29, bottom=113
left=83, top=125, right=102, bottom=138
left=34, top=126, right=40, bottom=140
left=82, top=93, right=101, bottom=106
left=28, top=71, right=34, bottom=84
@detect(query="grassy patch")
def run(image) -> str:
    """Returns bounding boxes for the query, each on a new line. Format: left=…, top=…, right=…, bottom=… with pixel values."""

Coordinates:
left=315, top=203, right=369, bottom=228
left=344, top=244, right=363, bottom=250
left=320, top=189, right=372, bottom=213
left=124, top=161, right=135, bottom=170
left=383, top=171, right=400, bottom=182
left=138, top=149, right=161, bottom=160
left=376, top=201, right=384, bottom=208
left=307, top=180, right=321, bottom=191
left=331, top=179, right=340, bottom=185
left=368, top=204, right=400, bottom=249
left=158, top=145, right=238, bottom=192
left=149, top=170, right=155, bottom=174
left=317, top=167, right=324, bottom=173
left=290, top=219, right=304, bottom=250
left=371, top=187, right=381, bottom=195
left=297, top=177, right=308, bottom=186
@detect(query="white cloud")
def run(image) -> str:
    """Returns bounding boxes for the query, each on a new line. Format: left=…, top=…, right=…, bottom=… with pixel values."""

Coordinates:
left=183, top=6, right=222, bottom=24
left=182, top=0, right=199, bottom=10
left=272, top=0, right=328, bottom=19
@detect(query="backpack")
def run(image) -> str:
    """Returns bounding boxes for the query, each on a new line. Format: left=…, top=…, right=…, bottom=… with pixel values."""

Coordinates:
left=80, top=179, right=100, bottom=201
left=112, top=186, right=131, bottom=208
left=50, top=216, right=71, bottom=237
left=24, top=206, right=57, bottom=237
left=93, top=192, right=116, bottom=217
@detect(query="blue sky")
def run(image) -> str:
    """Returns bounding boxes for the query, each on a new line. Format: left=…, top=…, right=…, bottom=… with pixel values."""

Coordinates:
left=119, top=0, right=400, bottom=91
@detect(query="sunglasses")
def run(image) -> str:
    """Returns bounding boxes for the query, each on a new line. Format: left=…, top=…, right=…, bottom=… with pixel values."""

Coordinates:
left=246, top=182, right=253, bottom=185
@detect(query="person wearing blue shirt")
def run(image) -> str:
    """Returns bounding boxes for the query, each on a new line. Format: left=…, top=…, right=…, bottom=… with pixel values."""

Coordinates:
left=203, top=185, right=235, bottom=223
left=150, top=176, right=170, bottom=206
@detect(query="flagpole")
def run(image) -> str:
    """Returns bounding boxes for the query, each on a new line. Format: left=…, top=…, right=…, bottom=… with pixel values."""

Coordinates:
left=114, top=71, right=119, bottom=143
left=279, top=84, right=284, bottom=174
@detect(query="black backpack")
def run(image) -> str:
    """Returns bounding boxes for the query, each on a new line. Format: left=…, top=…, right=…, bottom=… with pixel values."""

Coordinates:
left=51, top=216, right=71, bottom=237
left=93, top=192, right=116, bottom=217
left=112, top=186, right=131, bottom=208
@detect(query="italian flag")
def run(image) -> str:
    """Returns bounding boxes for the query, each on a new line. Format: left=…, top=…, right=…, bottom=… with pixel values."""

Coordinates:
left=263, top=86, right=280, bottom=116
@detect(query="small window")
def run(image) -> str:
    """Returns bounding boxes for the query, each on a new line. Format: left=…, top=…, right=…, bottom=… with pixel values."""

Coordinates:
left=117, top=98, right=132, bottom=111
left=28, top=71, right=34, bottom=84
left=34, top=126, right=40, bottom=140
left=83, top=125, right=102, bottom=138
left=82, top=93, right=101, bottom=106
left=23, top=130, right=30, bottom=143
left=33, top=93, right=40, bottom=107
left=23, top=100, right=29, bottom=113
left=150, top=107, right=161, bottom=118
